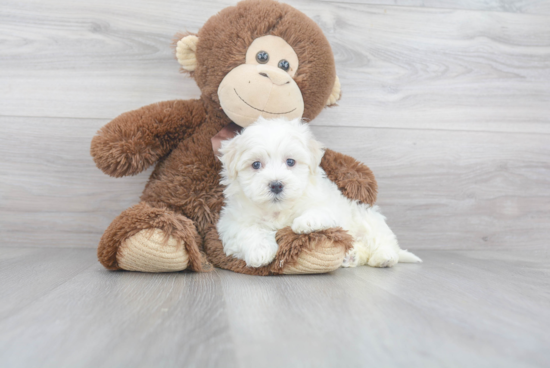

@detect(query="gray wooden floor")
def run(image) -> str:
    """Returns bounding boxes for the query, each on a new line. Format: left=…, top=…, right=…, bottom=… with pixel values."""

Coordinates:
left=1, top=0, right=550, bottom=366
left=1, top=248, right=549, bottom=368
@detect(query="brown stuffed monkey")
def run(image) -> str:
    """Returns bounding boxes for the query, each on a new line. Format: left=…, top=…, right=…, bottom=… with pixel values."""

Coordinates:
left=91, top=0, right=377, bottom=275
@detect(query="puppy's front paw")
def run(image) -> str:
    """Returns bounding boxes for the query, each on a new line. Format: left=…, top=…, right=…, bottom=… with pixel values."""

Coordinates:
left=342, top=249, right=358, bottom=268
left=245, top=237, right=278, bottom=268
left=367, top=248, right=399, bottom=268
left=291, top=212, right=338, bottom=234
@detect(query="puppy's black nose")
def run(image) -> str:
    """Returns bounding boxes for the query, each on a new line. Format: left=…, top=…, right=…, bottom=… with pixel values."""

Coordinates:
left=269, top=181, right=284, bottom=194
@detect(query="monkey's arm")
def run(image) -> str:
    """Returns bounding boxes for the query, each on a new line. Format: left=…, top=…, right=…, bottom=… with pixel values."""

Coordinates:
left=320, top=149, right=378, bottom=205
left=91, top=99, right=205, bottom=177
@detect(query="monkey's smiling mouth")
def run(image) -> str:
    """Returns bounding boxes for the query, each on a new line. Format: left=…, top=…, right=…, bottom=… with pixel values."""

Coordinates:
left=234, top=88, right=297, bottom=115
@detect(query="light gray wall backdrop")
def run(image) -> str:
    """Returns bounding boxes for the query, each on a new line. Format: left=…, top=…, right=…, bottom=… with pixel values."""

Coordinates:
left=1, top=0, right=549, bottom=250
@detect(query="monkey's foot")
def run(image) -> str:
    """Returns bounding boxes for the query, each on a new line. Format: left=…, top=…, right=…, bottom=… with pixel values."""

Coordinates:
left=274, top=227, right=353, bottom=274
left=280, top=239, right=346, bottom=274
left=116, top=229, right=189, bottom=272
left=97, top=202, right=208, bottom=272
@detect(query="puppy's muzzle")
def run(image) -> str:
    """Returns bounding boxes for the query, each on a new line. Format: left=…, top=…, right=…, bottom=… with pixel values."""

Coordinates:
left=269, top=181, right=284, bottom=195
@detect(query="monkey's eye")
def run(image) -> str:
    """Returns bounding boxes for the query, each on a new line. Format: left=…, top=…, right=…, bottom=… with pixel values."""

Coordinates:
left=256, top=51, right=269, bottom=64
left=252, top=161, right=262, bottom=170
left=278, top=59, right=290, bottom=71
left=286, top=158, right=296, bottom=167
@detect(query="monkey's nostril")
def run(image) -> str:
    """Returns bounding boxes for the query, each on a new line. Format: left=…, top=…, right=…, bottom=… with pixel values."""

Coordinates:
left=269, top=181, right=284, bottom=195
left=259, top=72, right=268, bottom=78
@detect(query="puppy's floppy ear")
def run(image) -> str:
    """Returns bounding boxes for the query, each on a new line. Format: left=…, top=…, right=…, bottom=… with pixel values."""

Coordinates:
left=294, top=119, right=325, bottom=175
left=218, top=134, right=243, bottom=183
left=308, top=137, right=325, bottom=175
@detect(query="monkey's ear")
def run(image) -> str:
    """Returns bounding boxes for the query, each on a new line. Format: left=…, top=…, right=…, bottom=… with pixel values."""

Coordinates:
left=326, top=76, right=342, bottom=106
left=176, top=35, right=199, bottom=72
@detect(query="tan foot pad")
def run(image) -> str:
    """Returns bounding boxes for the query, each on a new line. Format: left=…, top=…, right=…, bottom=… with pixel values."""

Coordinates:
left=282, top=239, right=345, bottom=274
left=117, top=229, right=189, bottom=272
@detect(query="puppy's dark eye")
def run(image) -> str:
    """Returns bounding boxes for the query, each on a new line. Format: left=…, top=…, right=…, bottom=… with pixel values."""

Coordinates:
left=252, top=161, right=262, bottom=170
left=256, top=51, right=269, bottom=64
left=286, top=158, right=295, bottom=167
left=278, top=59, right=290, bottom=71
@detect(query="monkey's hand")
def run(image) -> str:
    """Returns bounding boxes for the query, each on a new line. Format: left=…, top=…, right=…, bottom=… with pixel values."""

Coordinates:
left=320, top=149, right=378, bottom=205
left=91, top=99, right=205, bottom=177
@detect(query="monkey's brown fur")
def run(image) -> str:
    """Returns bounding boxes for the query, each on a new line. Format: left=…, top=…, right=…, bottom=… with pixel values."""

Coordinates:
left=91, top=0, right=377, bottom=275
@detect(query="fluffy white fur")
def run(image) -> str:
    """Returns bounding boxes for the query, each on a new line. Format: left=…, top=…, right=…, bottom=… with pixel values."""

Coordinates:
left=217, top=117, right=422, bottom=268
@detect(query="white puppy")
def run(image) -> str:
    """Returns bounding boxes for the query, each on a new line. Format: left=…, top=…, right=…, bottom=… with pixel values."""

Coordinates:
left=217, top=117, right=421, bottom=268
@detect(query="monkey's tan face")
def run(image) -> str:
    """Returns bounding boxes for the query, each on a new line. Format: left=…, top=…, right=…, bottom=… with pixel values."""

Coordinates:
left=217, top=36, right=305, bottom=127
